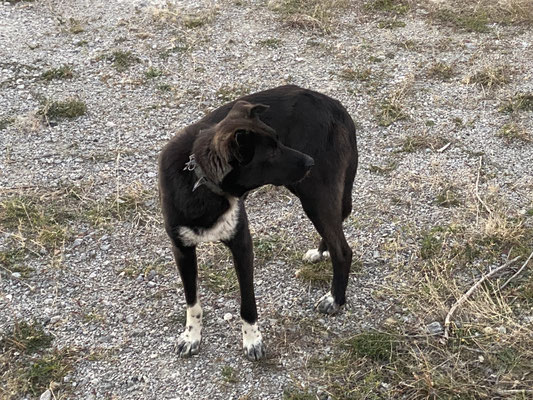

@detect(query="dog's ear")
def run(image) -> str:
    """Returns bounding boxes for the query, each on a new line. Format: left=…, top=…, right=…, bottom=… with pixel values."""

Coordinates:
left=234, top=129, right=255, bottom=165
left=246, top=103, right=269, bottom=119
left=230, top=101, right=269, bottom=120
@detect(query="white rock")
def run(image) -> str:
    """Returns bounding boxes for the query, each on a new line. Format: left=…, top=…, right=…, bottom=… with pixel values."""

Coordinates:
left=40, top=389, right=51, bottom=400
left=223, top=313, right=233, bottom=321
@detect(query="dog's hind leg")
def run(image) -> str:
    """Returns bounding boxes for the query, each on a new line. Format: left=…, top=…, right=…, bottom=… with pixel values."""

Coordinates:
left=171, top=244, right=203, bottom=358
left=223, top=211, right=266, bottom=361
left=299, top=193, right=353, bottom=315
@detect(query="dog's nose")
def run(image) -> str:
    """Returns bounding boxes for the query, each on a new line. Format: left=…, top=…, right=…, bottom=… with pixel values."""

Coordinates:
left=304, top=156, right=315, bottom=169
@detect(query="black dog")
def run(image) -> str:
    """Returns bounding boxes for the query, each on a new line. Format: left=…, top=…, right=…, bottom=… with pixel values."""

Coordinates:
left=158, top=85, right=358, bottom=360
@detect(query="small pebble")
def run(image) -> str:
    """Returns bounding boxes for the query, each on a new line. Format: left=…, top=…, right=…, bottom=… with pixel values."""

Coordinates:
left=426, top=321, right=443, bottom=335
left=223, top=313, right=233, bottom=321
left=40, top=390, right=51, bottom=400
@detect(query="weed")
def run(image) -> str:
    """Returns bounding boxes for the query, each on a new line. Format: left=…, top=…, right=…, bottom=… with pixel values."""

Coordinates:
left=258, top=38, right=282, bottom=48
left=341, top=331, right=398, bottom=362
left=269, top=0, right=349, bottom=32
left=200, top=260, right=238, bottom=294
left=295, top=259, right=332, bottom=284
left=253, top=236, right=280, bottom=261
left=498, top=122, right=530, bottom=142
left=221, top=365, right=238, bottom=384
left=145, top=67, right=163, bottom=79
left=282, top=388, right=315, bottom=399
left=339, top=67, right=371, bottom=82
left=427, top=62, right=454, bottom=80
left=376, top=98, right=407, bottom=127
left=526, top=208, right=533, bottom=217
left=399, top=133, right=448, bottom=153
left=434, top=9, right=490, bottom=32
left=500, top=93, right=533, bottom=113
left=107, top=50, right=139, bottom=72
left=365, top=0, right=409, bottom=15
left=465, top=66, right=509, bottom=89
left=183, top=15, right=210, bottom=28
left=377, top=19, right=406, bottom=29
left=0, top=116, right=15, bottom=130
left=158, top=38, right=190, bottom=58
left=84, top=185, right=155, bottom=227
left=369, top=160, right=398, bottom=175
left=157, top=83, right=172, bottom=92
left=420, top=226, right=446, bottom=259
left=435, top=186, right=461, bottom=207
left=68, top=18, right=84, bottom=34
left=0, top=248, right=27, bottom=270
left=1, top=321, right=53, bottom=354
left=41, top=98, right=86, bottom=120
left=41, top=65, right=73, bottom=81
left=25, top=351, right=69, bottom=394
left=427, top=0, right=533, bottom=27
left=0, top=196, right=69, bottom=250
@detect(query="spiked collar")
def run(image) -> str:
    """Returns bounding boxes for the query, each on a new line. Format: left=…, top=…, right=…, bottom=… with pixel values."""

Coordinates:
left=183, top=154, right=226, bottom=196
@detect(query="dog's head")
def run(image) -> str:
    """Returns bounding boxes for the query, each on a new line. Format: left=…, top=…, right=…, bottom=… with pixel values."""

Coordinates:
left=193, top=100, right=314, bottom=196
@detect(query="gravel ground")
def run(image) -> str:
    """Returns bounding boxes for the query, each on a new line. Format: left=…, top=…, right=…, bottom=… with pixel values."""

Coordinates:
left=1, top=0, right=533, bottom=399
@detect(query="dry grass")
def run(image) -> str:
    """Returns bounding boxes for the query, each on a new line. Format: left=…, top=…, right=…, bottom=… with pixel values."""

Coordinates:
left=150, top=3, right=218, bottom=29
left=40, top=98, right=86, bottom=121
left=464, top=66, right=509, bottom=89
left=427, top=61, right=454, bottom=81
left=423, top=0, right=533, bottom=29
left=302, top=181, right=533, bottom=399
left=268, top=0, right=350, bottom=32
left=498, top=122, right=531, bottom=142
left=376, top=96, right=408, bottom=127
left=500, top=93, right=533, bottom=113
left=398, top=132, right=449, bottom=153
left=1, top=321, right=78, bottom=399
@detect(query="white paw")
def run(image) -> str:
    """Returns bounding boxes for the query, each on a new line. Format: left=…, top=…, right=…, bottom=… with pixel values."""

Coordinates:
left=315, top=292, right=341, bottom=315
left=176, top=303, right=203, bottom=358
left=303, top=249, right=328, bottom=263
left=176, top=330, right=201, bottom=357
left=242, top=321, right=266, bottom=361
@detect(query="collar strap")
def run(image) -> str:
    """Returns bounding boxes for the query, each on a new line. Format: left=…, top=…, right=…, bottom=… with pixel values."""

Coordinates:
left=183, top=154, right=226, bottom=196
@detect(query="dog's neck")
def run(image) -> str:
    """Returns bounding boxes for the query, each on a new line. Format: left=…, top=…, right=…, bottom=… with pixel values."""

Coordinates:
left=183, top=154, right=226, bottom=196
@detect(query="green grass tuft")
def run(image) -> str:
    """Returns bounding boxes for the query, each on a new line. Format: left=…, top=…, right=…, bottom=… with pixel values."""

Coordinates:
left=341, top=331, right=398, bottom=363
left=427, top=62, right=454, bottom=80
left=498, top=122, right=530, bottom=142
left=145, top=67, right=163, bottom=79
left=500, top=93, right=533, bottom=113
left=41, top=65, right=74, bottom=81
left=109, top=50, right=139, bottom=71
left=258, top=38, right=283, bottom=48
left=376, top=98, right=408, bottom=127
left=42, top=99, right=86, bottom=120
left=221, top=365, right=238, bottom=384
left=365, top=0, right=409, bottom=15
left=1, top=321, right=53, bottom=354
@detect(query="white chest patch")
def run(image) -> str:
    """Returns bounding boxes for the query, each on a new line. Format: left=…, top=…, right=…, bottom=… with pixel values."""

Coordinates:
left=179, top=197, right=240, bottom=246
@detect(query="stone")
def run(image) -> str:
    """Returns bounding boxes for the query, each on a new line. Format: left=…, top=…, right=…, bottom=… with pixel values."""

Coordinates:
left=40, top=390, right=51, bottom=400
left=426, top=321, right=443, bottom=335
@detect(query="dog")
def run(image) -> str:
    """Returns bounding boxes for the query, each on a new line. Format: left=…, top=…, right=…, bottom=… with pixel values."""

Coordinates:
left=158, top=84, right=358, bottom=360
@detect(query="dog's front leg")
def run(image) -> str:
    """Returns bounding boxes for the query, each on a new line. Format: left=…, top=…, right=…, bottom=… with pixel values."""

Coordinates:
left=172, top=245, right=203, bottom=358
left=223, top=212, right=266, bottom=361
